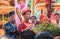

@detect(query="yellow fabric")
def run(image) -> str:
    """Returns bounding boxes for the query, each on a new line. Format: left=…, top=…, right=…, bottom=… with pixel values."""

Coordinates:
left=0, top=29, right=5, bottom=36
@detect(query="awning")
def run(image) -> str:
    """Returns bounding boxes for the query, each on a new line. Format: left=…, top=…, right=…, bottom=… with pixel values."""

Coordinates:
left=0, top=0, right=10, bottom=6
left=35, top=3, right=60, bottom=10
left=0, top=6, right=15, bottom=14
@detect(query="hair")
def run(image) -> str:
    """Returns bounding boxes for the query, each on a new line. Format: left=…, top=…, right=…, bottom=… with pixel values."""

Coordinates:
left=35, top=32, right=54, bottom=39
left=30, top=16, right=37, bottom=20
left=54, top=13, right=59, bottom=16
left=20, top=29, right=36, bottom=39
left=22, top=10, right=31, bottom=15
left=9, top=11, right=15, bottom=17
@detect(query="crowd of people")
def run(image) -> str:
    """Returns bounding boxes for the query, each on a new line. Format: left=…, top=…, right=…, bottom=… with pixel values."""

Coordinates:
left=4, top=8, right=59, bottom=39
left=4, top=1, right=60, bottom=39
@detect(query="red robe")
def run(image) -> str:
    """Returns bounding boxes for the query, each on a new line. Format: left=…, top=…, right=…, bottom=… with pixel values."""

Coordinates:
left=18, top=21, right=32, bottom=32
left=40, top=14, right=48, bottom=23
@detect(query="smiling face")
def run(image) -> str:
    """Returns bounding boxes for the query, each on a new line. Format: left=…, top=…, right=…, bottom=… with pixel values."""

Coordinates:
left=23, top=12, right=31, bottom=20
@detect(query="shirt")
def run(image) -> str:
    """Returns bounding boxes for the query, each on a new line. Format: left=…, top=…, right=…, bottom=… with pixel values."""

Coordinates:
left=4, top=21, right=17, bottom=39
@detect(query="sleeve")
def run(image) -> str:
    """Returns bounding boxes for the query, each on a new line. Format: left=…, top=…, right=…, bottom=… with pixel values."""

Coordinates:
left=4, top=24, right=13, bottom=33
left=18, top=24, right=22, bottom=32
left=18, top=23, right=26, bottom=32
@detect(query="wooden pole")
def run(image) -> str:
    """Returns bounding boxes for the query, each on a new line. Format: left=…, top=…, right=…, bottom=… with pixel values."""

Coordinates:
left=31, top=0, right=34, bottom=15
left=16, top=8, right=22, bottom=22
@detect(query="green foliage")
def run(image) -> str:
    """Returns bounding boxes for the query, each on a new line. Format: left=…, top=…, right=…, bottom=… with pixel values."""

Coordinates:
left=28, top=0, right=31, bottom=9
left=34, top=21, right=60, bottom=36
left=55, top=0, right=60, bottom=3
left=34, top=8, right=41, bottom=21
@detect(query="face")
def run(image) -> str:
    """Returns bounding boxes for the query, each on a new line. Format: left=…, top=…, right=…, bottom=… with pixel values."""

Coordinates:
left=31, top=17, right=36, bottom=22
left=51, top=3, right=55, bottom=12
left=10, top=14, right=15, bottom=23
left=55, top=15, right=59, bottom=23
left=23, top=12, right=30, bottom=20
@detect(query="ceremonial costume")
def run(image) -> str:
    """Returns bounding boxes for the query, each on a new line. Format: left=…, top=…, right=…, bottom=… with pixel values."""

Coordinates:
left=40, top=14, right=48, bottom=23
left=18, top=9, right=32, bottom=32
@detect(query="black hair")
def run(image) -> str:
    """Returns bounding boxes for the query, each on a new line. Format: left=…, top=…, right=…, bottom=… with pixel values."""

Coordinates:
left=20, top=29, right=36, bottom=39
left=35, top=32, right=54, bottom=39
left=9, top=11, right=15, bottom=17
left=30, top=16, right=37, bottom=20
left=54, top=13, right=59, bottom=16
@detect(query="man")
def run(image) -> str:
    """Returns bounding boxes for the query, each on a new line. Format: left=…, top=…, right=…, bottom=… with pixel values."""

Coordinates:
left=4, top=11, right=18, bottom=39
left=18, top=9, right=32, bottom=32
left=35, top=32, right=54, bottom=39
left=20, top=29, right=36, bottom=39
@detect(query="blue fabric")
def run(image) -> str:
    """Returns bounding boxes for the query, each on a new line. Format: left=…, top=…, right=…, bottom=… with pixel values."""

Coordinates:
left=4, top=21, right=17, bottom=39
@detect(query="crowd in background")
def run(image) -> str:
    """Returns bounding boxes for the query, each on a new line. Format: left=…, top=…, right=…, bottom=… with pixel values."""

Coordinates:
left=4, top=0, right=60, bottom=39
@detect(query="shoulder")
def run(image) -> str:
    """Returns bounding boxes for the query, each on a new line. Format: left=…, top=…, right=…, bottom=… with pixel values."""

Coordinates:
left=4, top=21, right=12, bottom=29
left=18, top=23, right=25, bottom=27
left=4, top=21, right=10, bottom=26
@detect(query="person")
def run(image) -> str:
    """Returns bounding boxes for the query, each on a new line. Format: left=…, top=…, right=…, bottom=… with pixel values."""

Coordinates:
left=4, top=11, right=18, bottom=39
left=20, top=29, right=36, bottom=39
left=46, top=1, right=55, bottom=22
left=18, top=9, right=32, bottom=32
left=30, top=16, right=39, bottom=26
left=40, top=11, right=48, bottom=24
left=35, top=32, right=54, bottom=39
left=49, top=2, right=59, bottom=27
left=54, top=13, right=59, bottom=24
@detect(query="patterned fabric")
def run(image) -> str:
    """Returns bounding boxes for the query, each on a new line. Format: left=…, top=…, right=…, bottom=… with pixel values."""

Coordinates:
left=4, top=21, right=18, bottom=39
left=18, top=21, right=32, bottom=32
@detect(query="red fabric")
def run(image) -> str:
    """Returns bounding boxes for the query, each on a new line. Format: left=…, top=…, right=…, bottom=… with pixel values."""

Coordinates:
left=45, top=0, right=49, bottom=3
left=22, top=10, right=31, bottom=15
left=18, top=23, right=27, bottom=32
left=40, top=15, right=45, bottom=23
left=36, top=0, right=49, bottom=4
left=40, top=14, right=48, bottom=23
left=18, top=21, right=31, bottom=32
left=36, top=0, right=40, bottom=4
left=58, top=38, right=60, bottom=39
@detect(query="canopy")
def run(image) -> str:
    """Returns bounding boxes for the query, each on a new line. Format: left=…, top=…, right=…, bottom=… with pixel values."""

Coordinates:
left=0, top=0, right=10, bottom=6
left=35, top=3, right=60, bottom=10
left=0, top=6, right=14, bottom=14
